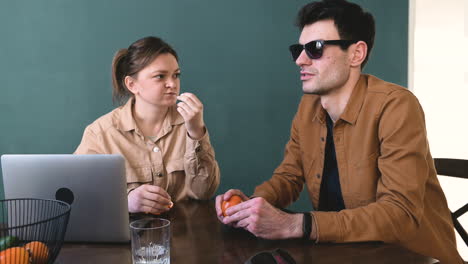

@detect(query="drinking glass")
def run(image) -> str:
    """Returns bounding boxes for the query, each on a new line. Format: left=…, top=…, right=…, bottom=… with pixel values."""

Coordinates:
left=130, top=218, right=170, bottom=264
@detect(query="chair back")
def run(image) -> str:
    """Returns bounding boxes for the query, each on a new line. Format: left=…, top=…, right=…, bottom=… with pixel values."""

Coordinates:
left=434, top=158, right=468, bottom=247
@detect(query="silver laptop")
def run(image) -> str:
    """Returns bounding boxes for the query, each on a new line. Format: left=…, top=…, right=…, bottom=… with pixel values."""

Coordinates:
left=1, top=154, right=130, bottom=243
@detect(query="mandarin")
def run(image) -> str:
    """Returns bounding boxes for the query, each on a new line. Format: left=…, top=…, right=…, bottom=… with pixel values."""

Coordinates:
left=24, top=241, right=49, bottom=264
left=221, top=195, right=243, bottom=217
left=0, top=247, right=29, bottom=264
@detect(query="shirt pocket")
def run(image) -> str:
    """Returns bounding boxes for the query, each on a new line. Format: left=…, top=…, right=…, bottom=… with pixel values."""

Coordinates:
left=353, top=152, right=379, bottom=175
left=165, top=159, right=185, bottom=195
left=166, top=158, right=185, bottom=174
left=351, top=152, right=380, bottom=205
left=126, top=166, right=153, bottom=184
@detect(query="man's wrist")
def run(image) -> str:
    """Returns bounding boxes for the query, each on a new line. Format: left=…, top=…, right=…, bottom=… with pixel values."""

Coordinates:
left=295, top=212, right=317, bottom=241
left=285, top=213, right=304, bottom=239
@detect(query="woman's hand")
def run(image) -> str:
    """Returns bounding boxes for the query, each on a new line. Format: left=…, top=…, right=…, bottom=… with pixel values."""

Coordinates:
left=176, top=93, right=205, bottom=140
left=128, top=185, right=173, bottom=214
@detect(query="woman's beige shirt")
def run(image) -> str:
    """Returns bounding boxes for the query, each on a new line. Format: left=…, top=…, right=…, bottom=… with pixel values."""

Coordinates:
left=75, top=99, right=220, bottom=201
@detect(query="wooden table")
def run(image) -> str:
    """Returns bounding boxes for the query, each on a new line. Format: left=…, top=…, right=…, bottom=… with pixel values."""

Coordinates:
left=57, top=200, right=437, bottom=263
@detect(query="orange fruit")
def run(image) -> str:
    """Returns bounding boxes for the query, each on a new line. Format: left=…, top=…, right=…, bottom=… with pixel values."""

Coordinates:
left=146, top=211, right=161, bottom=215
left=0, top=247, right=29, bottom=264
left=221, top=195, right=243, bottom=217
left=24, top=241, right=49, bottom=264
left=145, top=201, right=173, bottom=214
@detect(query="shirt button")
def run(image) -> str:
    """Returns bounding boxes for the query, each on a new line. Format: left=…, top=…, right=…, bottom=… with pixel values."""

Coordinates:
left=153, top=147, right=160, bottom=152
left=321, top=137, right=325, bottom=142
left=156, top=172, right=163, bottom=177
left=316, top=173, right=321, bottom=179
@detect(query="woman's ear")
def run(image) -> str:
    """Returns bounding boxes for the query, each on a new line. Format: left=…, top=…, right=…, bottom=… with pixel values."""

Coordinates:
left=349, top=41, right=368, bottom=68
left=124, top=76, right=138, bottom=95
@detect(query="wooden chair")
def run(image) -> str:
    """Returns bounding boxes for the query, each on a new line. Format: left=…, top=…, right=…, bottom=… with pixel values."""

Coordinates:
left=434, top=158, right=468, bottom=247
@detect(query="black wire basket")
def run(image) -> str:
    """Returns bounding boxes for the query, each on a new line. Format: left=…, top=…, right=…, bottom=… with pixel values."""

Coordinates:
left=0, top=198, right=71, bottom=264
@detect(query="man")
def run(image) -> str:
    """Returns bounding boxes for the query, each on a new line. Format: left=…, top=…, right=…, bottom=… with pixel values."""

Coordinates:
left=215, top=1, right=463, bottom=263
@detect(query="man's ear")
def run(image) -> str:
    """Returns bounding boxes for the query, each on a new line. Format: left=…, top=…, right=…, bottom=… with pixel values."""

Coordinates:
left=124, top=76, right=138, bottom=95
left=349, top=41, right=368, bottom=67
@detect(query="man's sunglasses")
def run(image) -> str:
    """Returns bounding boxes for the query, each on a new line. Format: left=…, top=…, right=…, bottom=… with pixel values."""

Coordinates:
left=289, top=39, right=358, bottom=61
left=245, top=248, right=296, bottom=264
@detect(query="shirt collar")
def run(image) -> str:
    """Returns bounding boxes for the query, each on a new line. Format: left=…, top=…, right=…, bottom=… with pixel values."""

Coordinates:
left=339, top=74, right=367, bottom=125
left=114, top=98, right=136, bottom=132
left=168, top=104, right=185, bottom=126
left=311, top=74, right=368, bottom=125
left=312, top=105, right=327, bottom=124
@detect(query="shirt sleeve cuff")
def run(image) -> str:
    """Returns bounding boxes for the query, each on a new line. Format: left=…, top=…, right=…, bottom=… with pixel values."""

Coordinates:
left=311, top=212, right=319, bottom=243
left=185, top=128, right=211, bottom=156
left=127, top=188, right=134, bottom=195
left=313, top=211, right=342, bottom=242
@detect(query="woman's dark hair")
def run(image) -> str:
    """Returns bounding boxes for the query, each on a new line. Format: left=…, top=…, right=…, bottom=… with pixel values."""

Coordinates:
left=296, top=0, right=375, bottom=68
left=111, top=36, right=178, bottom=105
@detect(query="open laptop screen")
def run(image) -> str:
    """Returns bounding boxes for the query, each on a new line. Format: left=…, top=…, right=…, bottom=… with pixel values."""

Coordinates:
left=1, top=154, right=130, bottom=242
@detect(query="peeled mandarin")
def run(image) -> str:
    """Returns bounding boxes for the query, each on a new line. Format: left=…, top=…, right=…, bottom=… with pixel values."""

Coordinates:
left=221, top=195, right=243, bottom=217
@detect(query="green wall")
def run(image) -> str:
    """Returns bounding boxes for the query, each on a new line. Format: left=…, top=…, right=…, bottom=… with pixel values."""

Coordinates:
left=0, top=0, right=408, bottom=210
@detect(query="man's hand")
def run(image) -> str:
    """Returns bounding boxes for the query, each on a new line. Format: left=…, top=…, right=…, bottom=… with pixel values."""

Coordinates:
left=128, top=185, right=173, bottom=214
left=217, top=192, right=303, bottom=240
left=177, top=93, right=205, bottom=140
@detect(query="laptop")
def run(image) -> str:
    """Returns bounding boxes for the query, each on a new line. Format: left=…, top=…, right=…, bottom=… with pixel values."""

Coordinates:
left=1, top=154, right=130, bottom=243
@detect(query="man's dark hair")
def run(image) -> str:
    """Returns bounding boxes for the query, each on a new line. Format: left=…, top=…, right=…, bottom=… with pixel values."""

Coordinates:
left=296, top=0, right=375, bottom=68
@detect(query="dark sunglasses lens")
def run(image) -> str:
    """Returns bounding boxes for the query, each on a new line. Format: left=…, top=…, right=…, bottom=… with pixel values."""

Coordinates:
left=250, top=252, right=276, bottom=263
left=289, top=44, right=303, bottom=61
left=305, top=41, right=322, bottom=59
left=276, top=249, right=296, bottom=264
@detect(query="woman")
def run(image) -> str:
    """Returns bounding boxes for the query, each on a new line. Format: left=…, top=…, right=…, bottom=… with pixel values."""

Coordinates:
left=75, top=36, right=220, bottom=215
